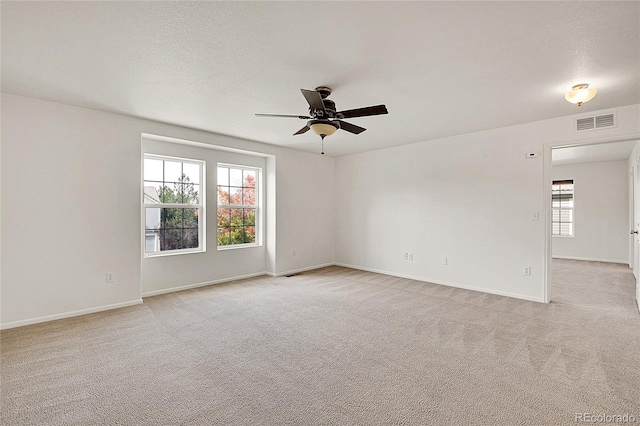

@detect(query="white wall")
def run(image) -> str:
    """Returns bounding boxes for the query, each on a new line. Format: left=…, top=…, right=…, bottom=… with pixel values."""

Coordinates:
left=335, top=104, right=640, bottom=302
left=1, top=94, right=335, bottom=328
left=274, top=153, right=335, bottom=274
left=551, top=160, right=629, bottom=263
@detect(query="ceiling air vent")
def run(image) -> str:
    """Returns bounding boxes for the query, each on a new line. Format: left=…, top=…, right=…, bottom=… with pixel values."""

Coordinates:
left=576, top=117, right=595, bottom=131
left=595, top=113, right=615, bottom=128
left=575, top=112, right=617, bottom=132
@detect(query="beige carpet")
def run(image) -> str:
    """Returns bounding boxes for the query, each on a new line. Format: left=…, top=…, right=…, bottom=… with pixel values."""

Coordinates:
left=1, top=260, right=639, bottom=425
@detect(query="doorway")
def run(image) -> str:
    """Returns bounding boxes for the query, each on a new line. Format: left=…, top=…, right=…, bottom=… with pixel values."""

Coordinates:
left=545, top=139, right=639, bottom=312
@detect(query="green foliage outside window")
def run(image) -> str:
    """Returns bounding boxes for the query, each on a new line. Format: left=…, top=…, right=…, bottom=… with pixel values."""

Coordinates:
left=156, top=174, right=200, bottom=251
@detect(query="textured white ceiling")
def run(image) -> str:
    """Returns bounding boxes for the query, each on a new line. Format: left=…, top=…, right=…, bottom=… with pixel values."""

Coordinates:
left=2, top=1, right=639, bottom=156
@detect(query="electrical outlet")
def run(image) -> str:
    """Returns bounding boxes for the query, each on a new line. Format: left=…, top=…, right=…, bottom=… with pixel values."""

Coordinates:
left=523, top=267, right=531, bottom=276
left=106, top=272, right=115, bottom=283
left=441, top=257, right=448, bottom=265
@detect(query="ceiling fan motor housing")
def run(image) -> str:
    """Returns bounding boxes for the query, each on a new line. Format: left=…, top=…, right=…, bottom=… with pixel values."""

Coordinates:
left=319, top=99, right=336, bottom=117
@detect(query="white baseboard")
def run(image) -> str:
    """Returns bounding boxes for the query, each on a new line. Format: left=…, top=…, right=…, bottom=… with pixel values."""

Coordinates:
left=552, top=255, right=628, bottom=264
left=266, top=262, right=335, bottom=277
left=1, top=260, right=552, bottom=329
left=141, top=271, right=267, bottom=298
left=334, top=262, right=546, bottom=303
left=0, top=265, right=331, bottom=330
left=0, top=299, right=143, bottom=330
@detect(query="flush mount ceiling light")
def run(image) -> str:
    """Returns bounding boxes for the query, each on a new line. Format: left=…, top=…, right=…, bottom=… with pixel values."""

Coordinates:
left=565, top=83, right=597, bottom=107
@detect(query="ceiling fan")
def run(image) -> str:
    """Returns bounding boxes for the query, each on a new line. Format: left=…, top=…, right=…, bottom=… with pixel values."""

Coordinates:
left=256, top=86, right=388, bottom=154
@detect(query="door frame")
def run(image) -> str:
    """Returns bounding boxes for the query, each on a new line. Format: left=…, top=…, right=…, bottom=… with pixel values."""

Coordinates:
left=634, top=153, right=640, bottom=312
left=632, top=165, right=638, bottom=278
left=543, top=134, right=640, bottom=304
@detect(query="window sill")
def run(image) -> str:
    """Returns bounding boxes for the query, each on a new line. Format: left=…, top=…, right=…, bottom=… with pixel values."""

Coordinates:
left=552, top=235, right=574, bottom=238
left=144, top=248, right=205, bottom=258
left=217, top=243, right=261, bottom=251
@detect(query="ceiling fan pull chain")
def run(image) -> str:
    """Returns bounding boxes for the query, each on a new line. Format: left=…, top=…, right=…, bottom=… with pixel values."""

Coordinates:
left=321, top=136, right=325, bottom=155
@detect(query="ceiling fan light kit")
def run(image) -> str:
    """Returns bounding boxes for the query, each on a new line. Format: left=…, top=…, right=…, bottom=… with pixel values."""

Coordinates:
left=256, top=86, right=388, bottom=154
left=565, top=83, right=597, bottom=106
left=309, top=120, right=339, bottom=138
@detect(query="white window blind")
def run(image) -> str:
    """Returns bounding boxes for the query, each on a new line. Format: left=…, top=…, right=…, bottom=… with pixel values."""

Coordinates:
left=552, top=180, right=574, bottom=236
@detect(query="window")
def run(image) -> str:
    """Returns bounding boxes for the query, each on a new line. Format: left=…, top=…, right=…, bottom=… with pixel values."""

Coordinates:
left=143, top=155, right=205, bottom=256
left=217, top=164, right=259, bottom=248
left=552, top=180, right=574, bottom=237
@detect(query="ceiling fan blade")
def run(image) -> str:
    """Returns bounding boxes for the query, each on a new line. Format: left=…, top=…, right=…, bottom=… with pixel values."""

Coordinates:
left=301, top=89, right=326, bottom=114
left=336, top=120, right=366, bottom=134
left=293, top=125, right=310, bottom=135
left=256, top=113, right=311, bottom=119
left=336, top=104, right=388, bottom=119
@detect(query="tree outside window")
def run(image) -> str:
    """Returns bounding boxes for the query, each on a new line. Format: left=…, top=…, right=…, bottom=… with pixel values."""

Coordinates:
left=217, top=165, right=259, bottom=247
left=143, top=155, right=204, bottom=255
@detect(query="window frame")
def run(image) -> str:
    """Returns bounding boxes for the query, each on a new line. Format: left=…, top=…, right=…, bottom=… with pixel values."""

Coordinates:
left=551, top=179, right=574, bottom=238
left=142, top=154, right=206, bottom=257
left=216, top=163, right=262, bottom=250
